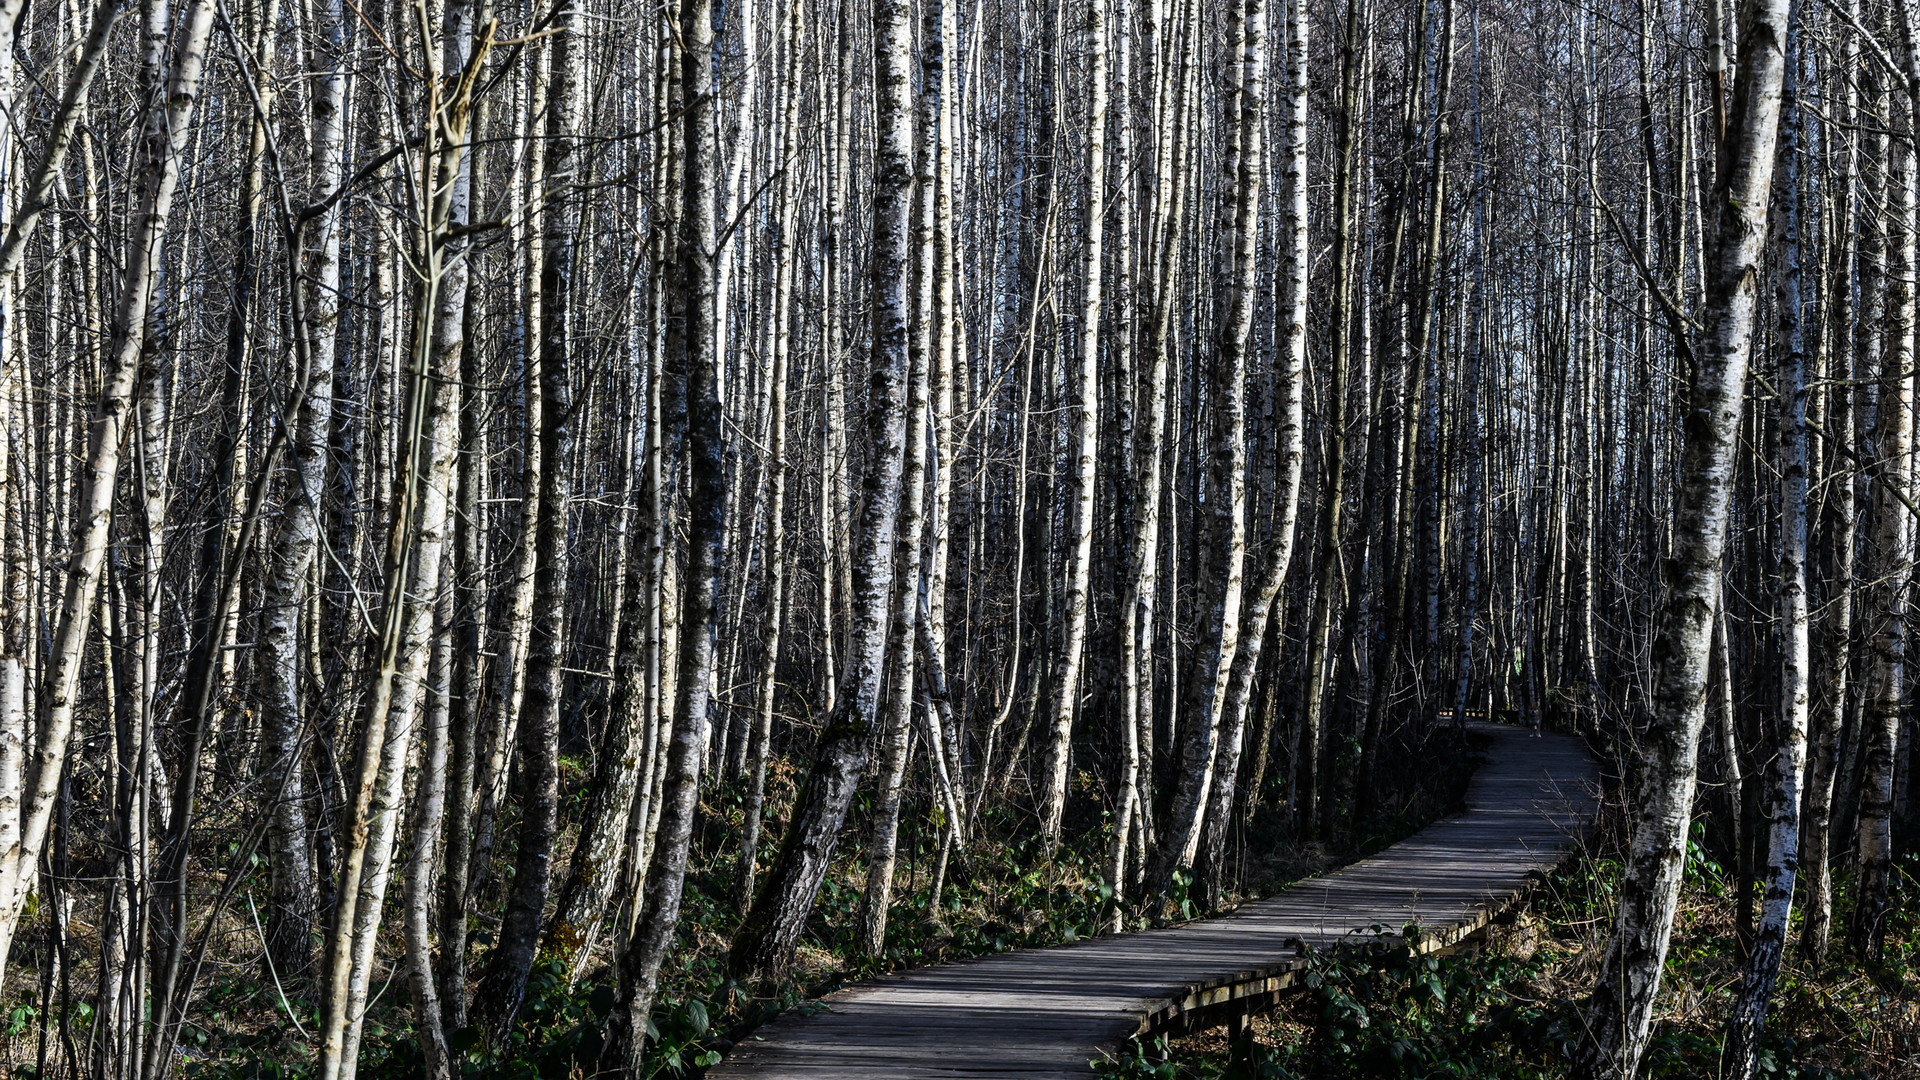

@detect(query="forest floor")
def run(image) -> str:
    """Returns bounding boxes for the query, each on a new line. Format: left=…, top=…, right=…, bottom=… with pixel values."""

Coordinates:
left=1116, top=837, right=1920, bottom=1080
left=89, top=732, right=1920, bottom=1080
left=0, top=729, right=1477, bottom=1079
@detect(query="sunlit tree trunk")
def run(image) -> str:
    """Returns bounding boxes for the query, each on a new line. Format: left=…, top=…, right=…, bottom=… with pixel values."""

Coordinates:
left=0, top=0, right=218, bottom=993
left=1200, top=0, right=1294, bottom=907
left=1801, top=17, right=1863, bottom=965
left=314, top=52, right=478, bottom=1076
left=1116, top=0, right=1197, bottom=899
left=1147, top=0, right=1257, bottom=887
left=1572, top=0, right=1794, bottom=1069
left=605, top=0, right=727, bottom=1056
left=1851, top=0, right=1920, bottom=963
left=257, top=0, right=348, bottom=978
left=737, top=0, right=806, bottom=913
left=1038, top=0, right=1105, bottom=850
left=1726, top=43, right=1811, bottom=1075
left=726, top=0, right=914, bottom=980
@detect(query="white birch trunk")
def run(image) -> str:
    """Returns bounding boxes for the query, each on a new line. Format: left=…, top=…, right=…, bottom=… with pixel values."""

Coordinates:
left=257, top=0, right=349, bottom=975
left=1199, top=0, right=1292, bottom=905
left=1038, top=0, right=1106, bottom=850
left=1726, top=43, right=1811, bottom=1077
left=0, top=0, right=218, bottom=992
left=1572, top=0, right=1794, bottom=1070
left=1852, top=0, right=1920, bottom=962
left=607, top=0, right=728, bottom=1056
left=725, top=0, right=914, bottom=980
left=737, top=0, right=806, bottom=912
left=315, top=60, right=478, bottom=1074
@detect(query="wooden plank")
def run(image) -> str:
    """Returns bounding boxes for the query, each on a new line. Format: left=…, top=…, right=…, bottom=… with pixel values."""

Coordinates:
left=709, top=722, right=1600, bottom=1079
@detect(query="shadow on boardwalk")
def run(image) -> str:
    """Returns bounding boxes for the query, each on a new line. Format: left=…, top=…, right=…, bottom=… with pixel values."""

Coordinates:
left=710, top=722, right=1602, bottom=1079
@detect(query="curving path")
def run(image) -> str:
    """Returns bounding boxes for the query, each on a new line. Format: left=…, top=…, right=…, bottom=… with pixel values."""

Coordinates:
left=710, top=722, right=1601, bottom=1078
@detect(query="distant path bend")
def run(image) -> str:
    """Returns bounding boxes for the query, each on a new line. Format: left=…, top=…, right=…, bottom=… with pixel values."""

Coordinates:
left=710, top=722, right=1602, bottom=1078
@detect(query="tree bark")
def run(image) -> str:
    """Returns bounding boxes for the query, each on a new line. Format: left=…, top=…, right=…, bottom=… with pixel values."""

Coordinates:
left=604, top=0, right=727, bottom=1058
left=480, top=0, right=581, bottom=1026
left=1571, top=0, right=1794, bottom=1070
left=1726, top=43, right=1811, bottom=1074
left=1037, top=0, right=1105, bottom=850
left=1851, top=0, right=1920, bottom=963
left=1299, top=0, right=1365, bottom=841
left=736, top=0, right=805, bottom=913
left=257, top=0, right=349, bottom=978
left=1146, top=0, right=1257, bottom=888
left=1199, top=0, right=1293, bottom=908
left=726, top=0, right=914, bottom=980
left=0, top=0, right=218, bottom=994
left=1800, top=23, right=1864, bottom=966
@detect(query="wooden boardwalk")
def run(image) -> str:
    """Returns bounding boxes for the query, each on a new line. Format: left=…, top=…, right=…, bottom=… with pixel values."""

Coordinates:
left=711, top=722, right=1601, bottom=1078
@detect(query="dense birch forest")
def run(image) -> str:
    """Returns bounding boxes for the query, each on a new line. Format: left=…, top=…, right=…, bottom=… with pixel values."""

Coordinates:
left=0, top=0, right=1915, bottom=1070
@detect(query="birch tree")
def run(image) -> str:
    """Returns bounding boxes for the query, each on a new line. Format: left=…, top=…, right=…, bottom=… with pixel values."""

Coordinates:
left=257, top=0, right=350, bottom=976
left=604, top=0, right=728, bottom=1056
left=482, top=0, right=582, bottom=1024
left=1572, top=0, right=1796, bottom=1070
left=1850, top=0, right=1920, bottom=963
left=726, top=0, right=914, bottom=979
left=1037, top=0, right=1105, bottom=851
left=1725, top=34, right=1811, bottom=1076
left=0, top=0, right=219, bottom=988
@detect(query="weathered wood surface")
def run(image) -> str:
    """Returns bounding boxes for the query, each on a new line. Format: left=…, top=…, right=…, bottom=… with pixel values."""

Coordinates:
left=711, top=722, right=1600, bottom=1078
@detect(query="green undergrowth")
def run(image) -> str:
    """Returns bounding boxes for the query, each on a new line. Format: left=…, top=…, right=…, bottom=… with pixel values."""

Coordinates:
left=1105, top=832, right=1920, bottom=1080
